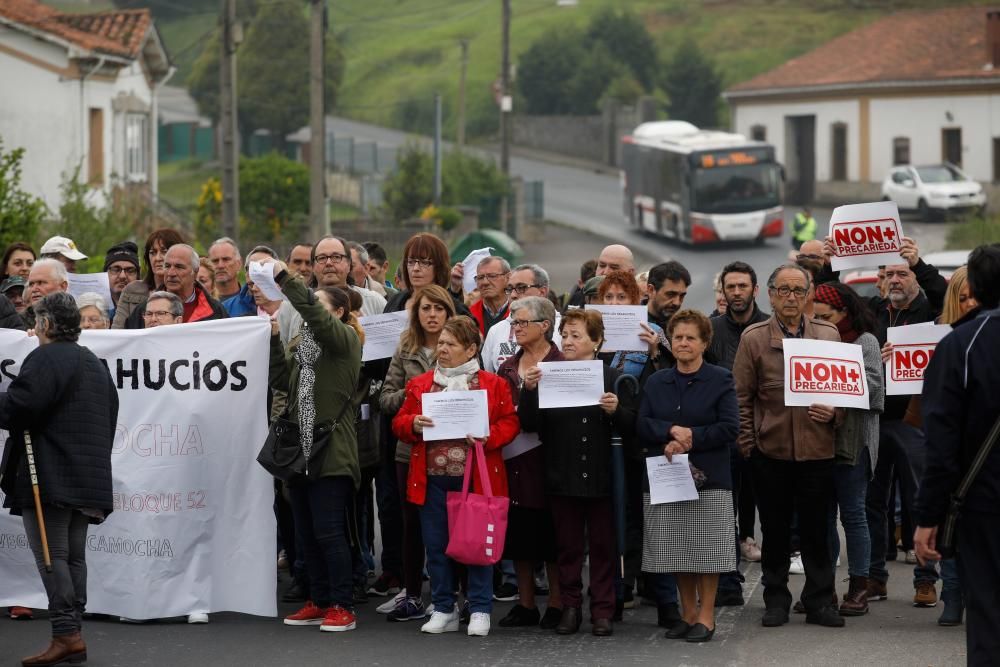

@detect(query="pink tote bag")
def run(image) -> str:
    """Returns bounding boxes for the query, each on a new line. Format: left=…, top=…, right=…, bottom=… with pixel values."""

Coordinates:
left=445, top=439, right=509, bottom=566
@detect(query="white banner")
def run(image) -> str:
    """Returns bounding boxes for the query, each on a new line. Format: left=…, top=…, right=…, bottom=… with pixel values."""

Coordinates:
left=782, top=338, right=870, bottom=409
left=0, top=319, right=276, bottom=619
left=886, top=323, right=951, bottom=395
left=828, top=201, right=905, bottom=271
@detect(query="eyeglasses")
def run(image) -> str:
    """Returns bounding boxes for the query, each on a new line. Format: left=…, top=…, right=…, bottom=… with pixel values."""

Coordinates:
left=770, top=286, right=808, bottom=298
left=406, top=258, right=434, bottom=268
left=108, top=266, right=138, bottom=276
left=143, top=310, right=176, bottom=320
left=475, top=272, right=508, bottom=283
left=315, top=253, right=348, bottom=265
left=504, top=284, right=542, bottom=295
left=510, top=318, right=545, bottom=328
left=796, top=253, right=823, bottom=261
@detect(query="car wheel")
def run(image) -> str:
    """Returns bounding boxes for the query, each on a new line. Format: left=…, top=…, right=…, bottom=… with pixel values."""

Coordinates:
left=917, top=199, right=932, bottom=222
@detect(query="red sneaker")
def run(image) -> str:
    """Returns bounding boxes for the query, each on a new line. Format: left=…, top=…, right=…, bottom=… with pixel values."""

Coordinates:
left=9, top=606, right=33, bottom=620
left=284, top=601, right=326, bottom=626
left=320, top=605, right=356, bottom=632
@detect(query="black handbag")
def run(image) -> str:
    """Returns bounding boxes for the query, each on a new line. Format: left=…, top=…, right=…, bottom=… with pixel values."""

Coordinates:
left=257, top=395, right=352, bottom=483
left=936, top=413, right=1000, bottom=559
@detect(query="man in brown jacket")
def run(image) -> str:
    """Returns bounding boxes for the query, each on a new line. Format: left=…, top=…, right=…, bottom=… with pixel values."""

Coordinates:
left=732, top=264, right=844, bottom=629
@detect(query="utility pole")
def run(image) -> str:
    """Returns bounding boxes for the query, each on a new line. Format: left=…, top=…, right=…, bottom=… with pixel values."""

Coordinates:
left=499, top=0, right=512, bottom=235
left=433, top=93, right=442, bottom=204
left=219, top=0, right=239, bottom=243
left=309, top=0, right=328, bottom=236
left=456, top=39, right=469, bottom=149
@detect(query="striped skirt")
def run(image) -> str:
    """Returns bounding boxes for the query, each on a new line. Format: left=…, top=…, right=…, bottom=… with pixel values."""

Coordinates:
left=642, top=488, right=737, bottom=574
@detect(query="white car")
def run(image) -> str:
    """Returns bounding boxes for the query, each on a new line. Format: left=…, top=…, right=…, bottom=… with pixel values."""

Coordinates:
left=881, top=164, right=986, bottom=221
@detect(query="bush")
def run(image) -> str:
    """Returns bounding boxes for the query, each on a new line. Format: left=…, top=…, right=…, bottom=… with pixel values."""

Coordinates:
left=946, top=215, right=1000, bottom=250
left=0, top=139, right=47, bottom=251
left=381, top=143, right=434, bottom=223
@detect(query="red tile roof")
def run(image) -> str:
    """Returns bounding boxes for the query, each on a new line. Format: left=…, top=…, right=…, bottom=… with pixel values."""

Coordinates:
left=728, top=6, right=1000, bottom=96
left=0, top=0, right=152, bottom=59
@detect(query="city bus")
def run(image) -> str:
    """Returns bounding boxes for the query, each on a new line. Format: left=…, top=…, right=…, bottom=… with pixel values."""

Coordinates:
left=621, top=121, right=784, bottom=244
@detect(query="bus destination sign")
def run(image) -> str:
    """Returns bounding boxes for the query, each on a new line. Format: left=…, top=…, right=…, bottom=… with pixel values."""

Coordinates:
left=696, top=148, right=772, bottom=169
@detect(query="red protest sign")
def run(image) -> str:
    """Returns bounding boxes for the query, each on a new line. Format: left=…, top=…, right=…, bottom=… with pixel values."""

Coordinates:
left=789, top=355, right=865, bottom=396
left=782, top=339, right=870, bottom=409
left=828, top=201, right=905, bottom=271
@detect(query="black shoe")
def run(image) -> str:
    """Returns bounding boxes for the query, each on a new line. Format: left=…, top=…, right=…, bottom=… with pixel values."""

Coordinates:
left=715, top=588, right=744, bottom=607
left=493, top=582, right=519, bottom=602
left=805, top=606, right=846, bottom=628
left=592, top=617, right=613, bottom=636
left=282, top=581, right=307, bottom=603
left=762, top=608, right=789, bottom=627
left=367, top=573, right=401, bottom=597
left=657, top=603, right=682, bottom=629
left=793, top=600, right=806, bottom=614
left=460, top=600, right=471, bottom=625
left=539, top=606, right=562, bottom=630
left=665, top=621, right=692, bottom=639
left=685, top=622, right=715, bottom=643
left=555, top=607, right=582, bottom=635
left=499, top=604, right=540, bottom=628
left=352, top=582, right=369, bottom=605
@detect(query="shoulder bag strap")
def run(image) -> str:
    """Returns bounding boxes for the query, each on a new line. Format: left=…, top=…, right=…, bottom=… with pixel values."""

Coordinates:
left=952, top=413, right=1000, bottom=505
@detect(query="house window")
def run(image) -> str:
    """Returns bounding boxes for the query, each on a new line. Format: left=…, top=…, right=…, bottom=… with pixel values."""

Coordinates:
left=893, top=137, right=910, bottom=166
left=125, top=113, right=149, bottom=182
left=831, top=122, right=848, bottom=181
left=88, top=108, right=104, bottom=186
left=750, top=125, right=766, bottom=141
left=942, top=128, right=962, bottom=167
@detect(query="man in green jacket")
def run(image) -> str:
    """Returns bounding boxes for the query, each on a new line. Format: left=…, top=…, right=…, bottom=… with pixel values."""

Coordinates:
left=791, top=208, right=817, bottom=250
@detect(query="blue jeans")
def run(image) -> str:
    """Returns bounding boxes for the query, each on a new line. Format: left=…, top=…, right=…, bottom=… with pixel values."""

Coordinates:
left=419, top=476, right=493, bottom=614
left=940, top=558, right=960, bottom=596
left=866, top=420, right=938, bottom=587
left=647, top=572, right=678, bottom=606
left=289, top=475, right=354, bottom=609
left=829, top=455, right=871, bottom=578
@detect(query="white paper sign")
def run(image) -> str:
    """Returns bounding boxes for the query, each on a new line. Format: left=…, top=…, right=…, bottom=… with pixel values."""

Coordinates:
left=828, top=201, right=905, bottom=271
left=537, top=360, right=604, bottom=409
left=66, top=271, right=113, bottom=307
left=248, top=261, right=285, bottom=302
left=646, top=454, right=699, bottom=504
left=358, top=310, right=409, bottom=361
left=0, top=319, right=276, bottom=619
left=886, top=323, right=951, bottom=395
left=421, top=389, right=489, bottom=441
left=462, top=247, right=493, bottom=294
left=585, top=305, right=646, bottom=352
left=782, top=338, right=870, bottom=409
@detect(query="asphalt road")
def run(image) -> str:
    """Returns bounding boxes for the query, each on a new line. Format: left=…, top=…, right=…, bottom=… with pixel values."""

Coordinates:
left=2, top=558, right=966, bottom=666
left=327, top=117, right=953, bottom=313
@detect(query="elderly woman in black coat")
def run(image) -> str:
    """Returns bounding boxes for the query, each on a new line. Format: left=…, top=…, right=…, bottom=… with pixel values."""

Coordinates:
left=517, top=307, right=637, bottom=637
left=0, top=292, right=118, bottom=666
left=637, top=309, right=738, bottom=644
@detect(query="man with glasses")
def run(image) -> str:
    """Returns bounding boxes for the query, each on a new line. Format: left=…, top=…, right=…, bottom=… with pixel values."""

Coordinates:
left=141, top=291, right=183, bottom=327
left=103, top=242, right=140, bottom=315
left=482, top=264, right=561, bottom=373
left=312, top=236, right=386, bottom=316
left=732, top=263, right=844, bottom=629
left=467, top=255, right=511, bottom=337
left=125, top=245, right=226, bottom=328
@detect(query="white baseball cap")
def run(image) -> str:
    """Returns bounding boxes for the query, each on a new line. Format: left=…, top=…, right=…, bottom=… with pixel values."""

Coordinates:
left=40, top=236, right=87, bottom=261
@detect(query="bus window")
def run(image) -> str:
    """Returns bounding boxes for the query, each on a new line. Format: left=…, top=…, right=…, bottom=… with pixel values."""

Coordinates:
left=690, top=164, right=781, bottom=214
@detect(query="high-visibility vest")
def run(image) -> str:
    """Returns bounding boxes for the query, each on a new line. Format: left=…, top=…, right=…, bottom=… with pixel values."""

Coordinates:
left=792, top=212, right=817, bottom=242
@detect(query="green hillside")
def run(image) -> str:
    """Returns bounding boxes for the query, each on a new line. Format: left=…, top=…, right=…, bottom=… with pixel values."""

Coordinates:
left=55, top=0, right=996, bottom=137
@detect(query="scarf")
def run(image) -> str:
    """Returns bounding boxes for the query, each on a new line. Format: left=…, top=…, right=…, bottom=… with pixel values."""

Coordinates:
left=835, top=316, right=859, bottom=343
left=433, top=358, right=480, bottom=391
left=293, top=323, right=322, bottom=459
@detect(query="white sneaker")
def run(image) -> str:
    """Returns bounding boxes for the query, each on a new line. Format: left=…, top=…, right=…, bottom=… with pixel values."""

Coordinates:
left=467, top=612, right=490, bottom=637
left=789, top=553, right=805, bottom=575
left=187, top=612, right=209, bottom=624
left=420, top=606, right=460, bottom=634
left=377, top=588, right=408, bottom=614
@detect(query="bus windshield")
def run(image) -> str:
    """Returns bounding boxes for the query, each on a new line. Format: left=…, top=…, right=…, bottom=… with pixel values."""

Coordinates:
left=691, top=164, right=781, bottom=214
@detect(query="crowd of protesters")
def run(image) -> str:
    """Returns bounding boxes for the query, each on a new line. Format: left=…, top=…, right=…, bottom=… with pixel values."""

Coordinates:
left=1, top=227, right=998, bottom=665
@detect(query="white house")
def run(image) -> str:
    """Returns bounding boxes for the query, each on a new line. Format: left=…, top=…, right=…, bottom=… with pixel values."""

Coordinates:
left=0, top=0, right=173, bottom=209
left=723, top=6, right=1000, bottom=206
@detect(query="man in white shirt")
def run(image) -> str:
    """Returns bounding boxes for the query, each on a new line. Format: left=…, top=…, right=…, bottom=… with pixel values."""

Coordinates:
left=313, top=236, right=386, bottom=316
left=482, top=264, right=561, bottom=372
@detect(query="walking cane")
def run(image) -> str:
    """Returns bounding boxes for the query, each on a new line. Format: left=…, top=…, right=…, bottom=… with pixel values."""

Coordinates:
left=23, top=431, right=52, bottom=573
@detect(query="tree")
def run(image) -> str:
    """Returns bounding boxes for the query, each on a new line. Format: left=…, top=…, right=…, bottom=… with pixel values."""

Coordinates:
left=0, top=139, right=47, bottom=251
left=186, top=2, right=344, bottom=145
left=661, top=40, right=723, bottom=128
left=585, top=9, right=658, bottom=91
left=516, top=28, right=588, bottom=115
left=381, top=144, right=433, bottom=222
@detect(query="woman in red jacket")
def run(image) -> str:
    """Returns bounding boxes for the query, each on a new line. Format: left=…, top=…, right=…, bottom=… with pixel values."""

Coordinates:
left=393, top=315, right=519, bottom=638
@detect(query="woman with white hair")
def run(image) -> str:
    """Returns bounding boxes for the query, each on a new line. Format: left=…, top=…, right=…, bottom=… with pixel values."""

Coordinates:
left=76, top=293, right=110, bottom=330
